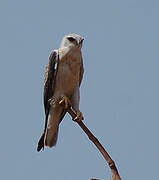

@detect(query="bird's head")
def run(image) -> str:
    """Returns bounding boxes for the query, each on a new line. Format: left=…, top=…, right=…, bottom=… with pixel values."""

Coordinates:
left=60, top=33, right=84, bottom=49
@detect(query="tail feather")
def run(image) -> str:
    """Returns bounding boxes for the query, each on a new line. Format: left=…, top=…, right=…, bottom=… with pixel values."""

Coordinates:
left=44, top=107, right=61, bottom=147
left=37, top=132, right=45, bottom=152
left=37, top=121, right=59, bottom=152
left=37, top=106, right=65, bottom=152
left=44, top=124, right=59, bottom=147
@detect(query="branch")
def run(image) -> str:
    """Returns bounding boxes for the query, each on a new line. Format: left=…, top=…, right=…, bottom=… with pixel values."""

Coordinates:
left=60, top=102, right=121, bottom=180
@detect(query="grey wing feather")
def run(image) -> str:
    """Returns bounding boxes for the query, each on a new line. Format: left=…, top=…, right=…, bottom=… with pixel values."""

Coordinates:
left=44, top=51, right=58, bottom=115
left=37, top=50, right=58, bottom=152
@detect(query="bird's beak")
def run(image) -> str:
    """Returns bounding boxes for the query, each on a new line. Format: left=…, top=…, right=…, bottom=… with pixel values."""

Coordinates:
left=78, top=38, right=84, bottom=46
left=80, top=38, right=84, bottom=44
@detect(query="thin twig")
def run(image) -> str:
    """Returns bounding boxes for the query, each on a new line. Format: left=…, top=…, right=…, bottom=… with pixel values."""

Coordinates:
left=60, top=102, right=121, bottom=180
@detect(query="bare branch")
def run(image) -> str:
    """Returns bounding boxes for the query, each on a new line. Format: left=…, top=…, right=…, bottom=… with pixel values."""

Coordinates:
left=59, top=101, right=122, bottom=180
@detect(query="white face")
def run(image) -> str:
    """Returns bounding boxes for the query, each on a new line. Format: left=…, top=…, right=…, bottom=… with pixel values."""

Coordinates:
left=60, top=34, right=84, bottom=49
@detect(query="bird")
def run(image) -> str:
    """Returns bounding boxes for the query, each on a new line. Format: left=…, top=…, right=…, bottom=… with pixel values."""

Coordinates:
left=37, top=34, right=84, bottom=152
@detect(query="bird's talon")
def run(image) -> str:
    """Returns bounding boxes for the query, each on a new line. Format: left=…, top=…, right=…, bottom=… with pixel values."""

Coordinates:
left=59, top=96, right=71, bottom=109
left=73, top=111, right=84, bottom=122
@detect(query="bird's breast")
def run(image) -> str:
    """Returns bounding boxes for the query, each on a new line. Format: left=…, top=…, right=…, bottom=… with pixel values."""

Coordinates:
left=53, top=55, right=81, bottom=97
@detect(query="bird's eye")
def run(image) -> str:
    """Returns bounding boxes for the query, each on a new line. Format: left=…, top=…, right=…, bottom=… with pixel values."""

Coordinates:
left=67, top=37, right=75, bottom=42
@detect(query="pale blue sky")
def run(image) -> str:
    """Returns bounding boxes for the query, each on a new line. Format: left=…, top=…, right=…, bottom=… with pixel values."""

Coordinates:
left=0, top=0, right=159, bottom=179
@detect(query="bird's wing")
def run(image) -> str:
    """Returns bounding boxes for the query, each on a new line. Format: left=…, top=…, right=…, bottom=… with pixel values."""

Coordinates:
left=37, top=50, right=58, bottom=152
left=79, top=58, right=84, bottom=86
left=44, top=50, right=58, bottom=116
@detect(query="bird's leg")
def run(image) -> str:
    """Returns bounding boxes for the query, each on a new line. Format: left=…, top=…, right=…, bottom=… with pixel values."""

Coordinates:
left=59, top=95, right=71, bottom=109
left=73, top=110, right=84, bottom=122
left=59, top=95, right=84, bottom=122
left=69, top=88, right=84, bottom=122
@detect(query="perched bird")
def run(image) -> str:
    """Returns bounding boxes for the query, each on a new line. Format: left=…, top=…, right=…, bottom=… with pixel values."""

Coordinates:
left=37, top=34, right=84, bottom=152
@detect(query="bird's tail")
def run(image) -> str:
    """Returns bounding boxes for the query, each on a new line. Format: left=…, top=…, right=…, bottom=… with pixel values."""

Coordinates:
left=44, top=120, right=59, bottom=147
left=37, top=118, right=59, bottom=151
left=37, top=106, right=66, bottom=152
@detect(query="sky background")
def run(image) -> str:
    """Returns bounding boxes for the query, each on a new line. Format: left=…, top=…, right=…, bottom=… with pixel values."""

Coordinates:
left=0, top=0, right=159, bottom=179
